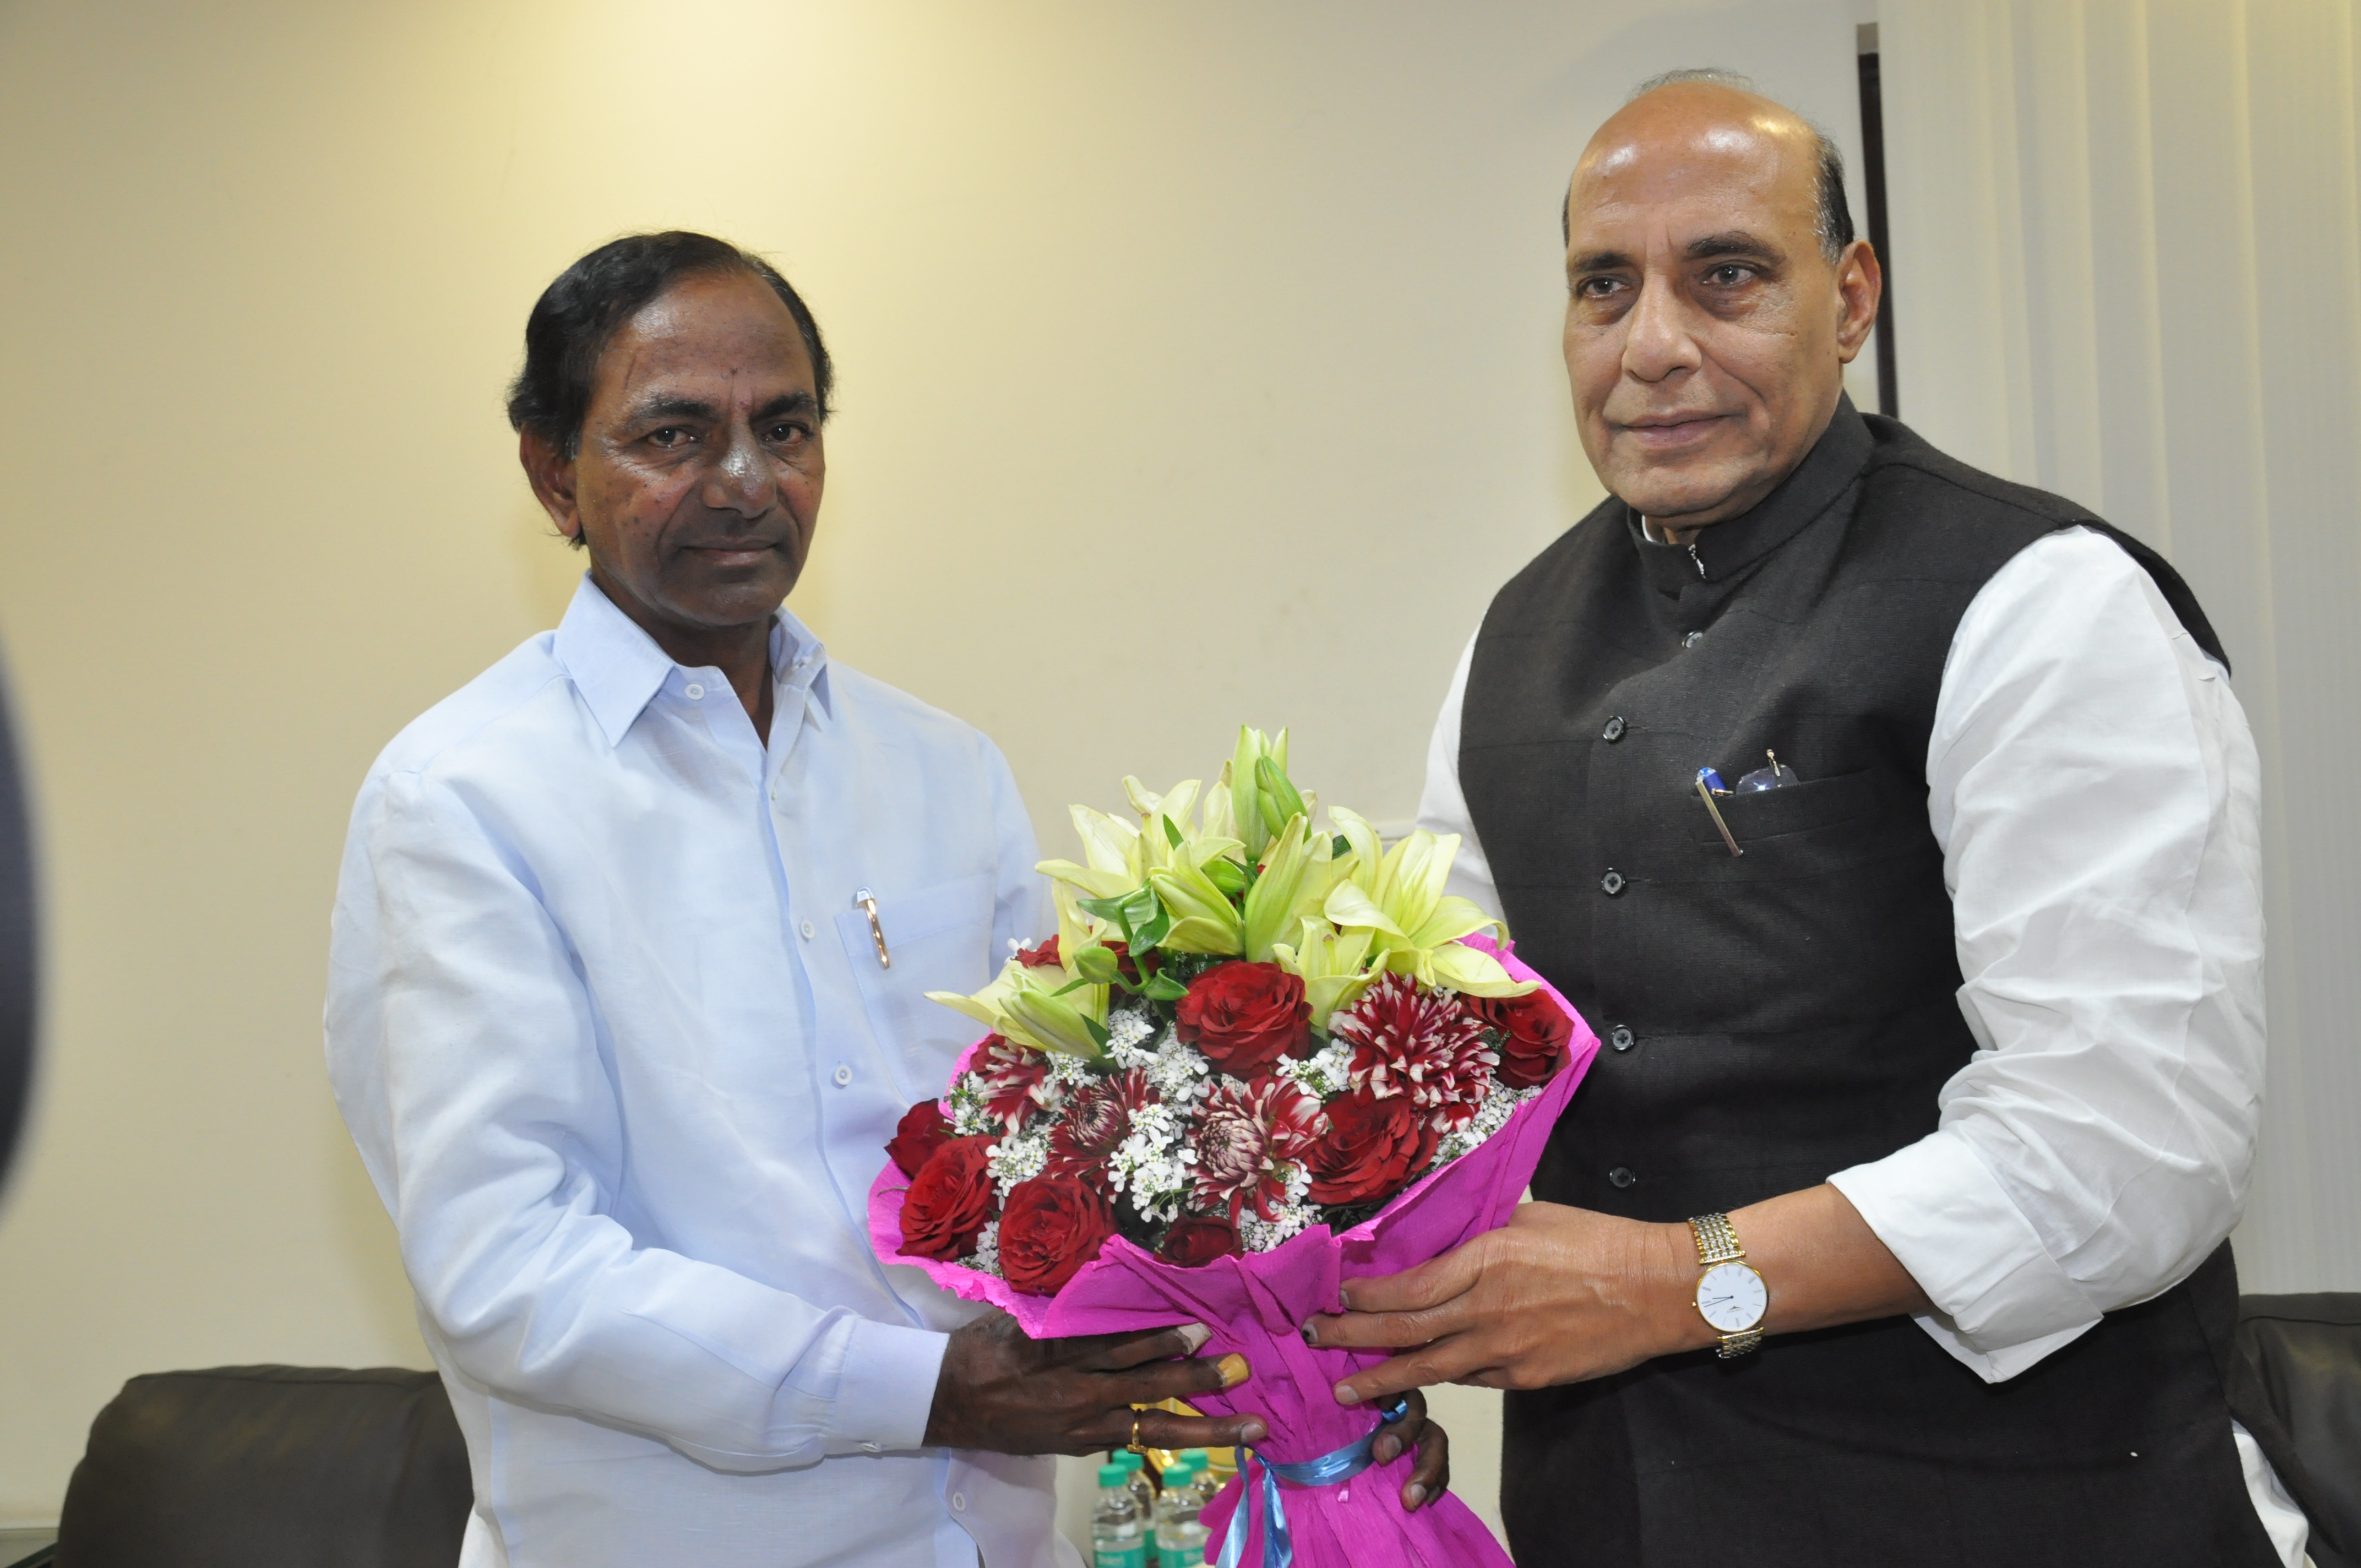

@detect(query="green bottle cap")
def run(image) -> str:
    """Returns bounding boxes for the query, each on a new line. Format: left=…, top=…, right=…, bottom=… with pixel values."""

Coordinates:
left=1099, top=1463, right=1130, bottom=1488
left=1116, top=1450, right=1144, bottom=1471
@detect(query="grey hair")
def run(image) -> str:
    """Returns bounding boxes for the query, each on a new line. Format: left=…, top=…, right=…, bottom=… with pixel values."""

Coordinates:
left=1562, top=68, right=1856, bottom=264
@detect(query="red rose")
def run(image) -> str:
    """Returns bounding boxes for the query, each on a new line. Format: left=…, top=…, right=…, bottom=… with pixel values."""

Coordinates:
left=899, top=1136, right=998, bottom=1261
left=1305, top=1087, right=1439, bottom=1206
left=1175, top=961, right=1310, bottom=1079
left=886, top=1100, right=953, bottom=1179
left=1015, top=936, right=1062, bottom=968
left=998, top=1175, right=1117, bottom=1295
left=1158, top=1215, right=1241, bottom=1267
left=1467, top=990, right=1571, bottom=1090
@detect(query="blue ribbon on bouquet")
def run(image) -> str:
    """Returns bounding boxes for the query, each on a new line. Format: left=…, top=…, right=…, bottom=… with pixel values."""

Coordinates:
left=1213, top=1395, right=1412, bottom=1568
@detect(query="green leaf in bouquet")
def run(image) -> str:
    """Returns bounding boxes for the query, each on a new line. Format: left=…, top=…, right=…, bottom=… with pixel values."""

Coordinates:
left=1076, top=893, right=1130, bottom=928
left=1163, top=814, right=1185, bottom=849
left=1130, top=897, right=1173, bottom=953
left=1078, top=883, right=1162, bottom=946
left=1139, top=970, right=1191, bottom=1003
left=1083, top=1014, right=1110, bottom=1051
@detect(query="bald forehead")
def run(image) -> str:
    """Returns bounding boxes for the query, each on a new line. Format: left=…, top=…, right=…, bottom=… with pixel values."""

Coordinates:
left=1571, top=83, right=1820, bottom=217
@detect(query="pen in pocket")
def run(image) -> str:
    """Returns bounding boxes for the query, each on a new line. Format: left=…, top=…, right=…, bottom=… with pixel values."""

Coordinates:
left=855, top=888, right=891, bottom=968
left=1695, top=768, right=1743, bottom=857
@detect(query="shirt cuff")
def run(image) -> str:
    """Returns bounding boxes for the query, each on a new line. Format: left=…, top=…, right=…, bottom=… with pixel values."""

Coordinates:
left=833, top=1319, right=951, bottom=1453
left=1827, top=1129, right=2101, bottom=1374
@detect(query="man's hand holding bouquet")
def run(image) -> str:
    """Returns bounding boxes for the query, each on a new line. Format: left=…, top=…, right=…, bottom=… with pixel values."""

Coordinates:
left=872, top=728, right=1597, bottom=1567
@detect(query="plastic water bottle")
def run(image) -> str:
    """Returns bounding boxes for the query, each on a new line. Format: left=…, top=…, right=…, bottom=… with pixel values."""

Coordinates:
left=1116, top=1450, right=1160, bottom=1566
left=1156, top=1457, right=1210, bottom=1567
left=1093, top=1462, right=1146, bottom=1568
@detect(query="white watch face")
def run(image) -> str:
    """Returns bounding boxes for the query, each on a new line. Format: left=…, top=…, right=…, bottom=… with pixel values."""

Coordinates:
left=1696, top=1262, right=1767, bottom=1333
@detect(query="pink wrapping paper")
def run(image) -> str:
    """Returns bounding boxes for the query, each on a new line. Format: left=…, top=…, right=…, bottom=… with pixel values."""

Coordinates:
left=868, top=936, right=1598, bottom=1567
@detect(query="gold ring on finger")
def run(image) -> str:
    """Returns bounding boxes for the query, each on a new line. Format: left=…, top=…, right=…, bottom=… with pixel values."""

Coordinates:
left=1127, top=1413, right=1146, bottom=1455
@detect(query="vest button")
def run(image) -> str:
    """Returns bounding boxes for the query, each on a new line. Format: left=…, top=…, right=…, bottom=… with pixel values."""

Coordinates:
left=1609, top=1024, right=1635, bottom=1052
left=1608, top=1166, right=1637, bottom=1189
left=1601, top=869, right=1626, bottom=896
left=1601, top=715, right=1626, bottom=742
left=1683, top=630, right=1705, bottom=647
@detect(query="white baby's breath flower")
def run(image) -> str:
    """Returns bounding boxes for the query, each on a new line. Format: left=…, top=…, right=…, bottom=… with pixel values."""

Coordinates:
left=1105, top=1006, right=1157, bottom=1062
left=1237, top=1204, right=1314, bottom=1253
left=1433, top=1080, right=1538, bottom=1166
left=1275, top=1037, right=1355, bottom=1099
left=986, top=1126, right=1051, bottom=1199
left=1108, top=1101, right=1196, bottom=1223
left=1141, top=1031, right=1212, bottom=1109
left=1046, top=1051, right=1095, bottom=1088
left=959, top=1219, right=1003, bottom=1277
left=944, top=1073, right=1000, bottom=1138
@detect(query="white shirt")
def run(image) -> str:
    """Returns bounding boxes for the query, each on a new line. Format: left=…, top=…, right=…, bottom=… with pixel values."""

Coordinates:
left=1418, top=526, right=2308, bottom=1565
left=326, top=576, right=1070, bottom=1568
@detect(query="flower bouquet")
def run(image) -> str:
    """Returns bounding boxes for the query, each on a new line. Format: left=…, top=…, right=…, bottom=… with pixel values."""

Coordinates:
left=869, top=728, right=1598, bottom=1568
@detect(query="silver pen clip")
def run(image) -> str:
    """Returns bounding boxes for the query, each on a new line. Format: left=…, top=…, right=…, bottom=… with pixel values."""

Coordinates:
left=854, top=887, right=891, bottom=968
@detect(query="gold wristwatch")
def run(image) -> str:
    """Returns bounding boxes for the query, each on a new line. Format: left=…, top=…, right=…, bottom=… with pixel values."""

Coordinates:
left=1688, top=1212, right=1767, bottom=1358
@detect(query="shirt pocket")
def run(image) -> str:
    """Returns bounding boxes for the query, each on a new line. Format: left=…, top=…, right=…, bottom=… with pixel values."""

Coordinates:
left=834, top=873, right=998, bottom=1101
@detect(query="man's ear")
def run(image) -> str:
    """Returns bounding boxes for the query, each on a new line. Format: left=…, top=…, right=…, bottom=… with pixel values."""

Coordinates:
left=519, top=429, right=583, bottom=544
left=1833, top=238, right=1883, bottom=364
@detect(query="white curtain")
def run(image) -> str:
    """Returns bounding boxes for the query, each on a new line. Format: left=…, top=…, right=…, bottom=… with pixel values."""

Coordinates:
left=1879, top=0, right=2361, bottom=1291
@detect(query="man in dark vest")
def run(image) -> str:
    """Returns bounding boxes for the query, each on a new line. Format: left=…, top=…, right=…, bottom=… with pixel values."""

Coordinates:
left=1302, top=72, right=2317, bottom=1566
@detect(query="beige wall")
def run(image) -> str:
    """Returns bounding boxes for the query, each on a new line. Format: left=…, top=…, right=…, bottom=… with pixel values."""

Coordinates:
left=0, top=0, right=1880, bottom=1531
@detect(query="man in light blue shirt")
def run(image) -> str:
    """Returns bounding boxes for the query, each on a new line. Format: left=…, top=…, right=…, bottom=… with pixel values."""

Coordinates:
left=324, top=233, right=1402, bottom=1566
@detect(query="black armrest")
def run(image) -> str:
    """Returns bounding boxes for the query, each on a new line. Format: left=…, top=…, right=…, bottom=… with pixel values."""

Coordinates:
left=2237, top=1293, right=2361, bottom=1568
left=54, top=1365, right=469, bottom=1568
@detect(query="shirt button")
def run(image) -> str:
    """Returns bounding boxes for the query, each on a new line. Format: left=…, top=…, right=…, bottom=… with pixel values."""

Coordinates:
left=949, top=1491, right=967, bottom=1512
left=1601, top=715, right=1626, bottom=743
left=799, top=918, right=817, bottom=940
left=1601, top=869, right=1626, bottom=896
left=832, top=1064, right=852, bottom=1087
left=858, top=1441, right=881, bottom=1455
left=684, top=682, right=705, bottom=699
left=1682, top=630, right=1705, bottom=648
left=1609, top=1024, right=1636, bottom=1052
left=1608, top=1166, right=1637, bottom=1189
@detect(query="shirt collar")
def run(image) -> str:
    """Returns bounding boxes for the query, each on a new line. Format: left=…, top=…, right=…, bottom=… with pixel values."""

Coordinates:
left=552, top=574, right=833, bottom=749
left=1628, top=393, right=1875, bottom=598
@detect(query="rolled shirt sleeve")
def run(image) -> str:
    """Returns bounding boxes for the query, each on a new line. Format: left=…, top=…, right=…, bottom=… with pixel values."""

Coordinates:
left=1829, top=526, right=2267, bottom=1379
left=362, top=767, right=949, bottom=1469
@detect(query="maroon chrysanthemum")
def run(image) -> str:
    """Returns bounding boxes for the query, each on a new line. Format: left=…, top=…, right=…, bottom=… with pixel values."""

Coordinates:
left=971, top=1033, right=1061, bottom=1133
left=1333, top=973, right=1499, bottom=1130
left=1189, top=1076, right=1325, bottom=1221
left=1044, top=1068, right=1160, bottom=1190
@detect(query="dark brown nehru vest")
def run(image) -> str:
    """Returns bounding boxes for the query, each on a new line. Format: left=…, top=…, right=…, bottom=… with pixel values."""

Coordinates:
left=1459, top=399, right=2284, bottom=1567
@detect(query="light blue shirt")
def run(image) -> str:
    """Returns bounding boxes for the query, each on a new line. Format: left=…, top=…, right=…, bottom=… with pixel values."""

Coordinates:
left=326, top=576, right=1063, bottom=1568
